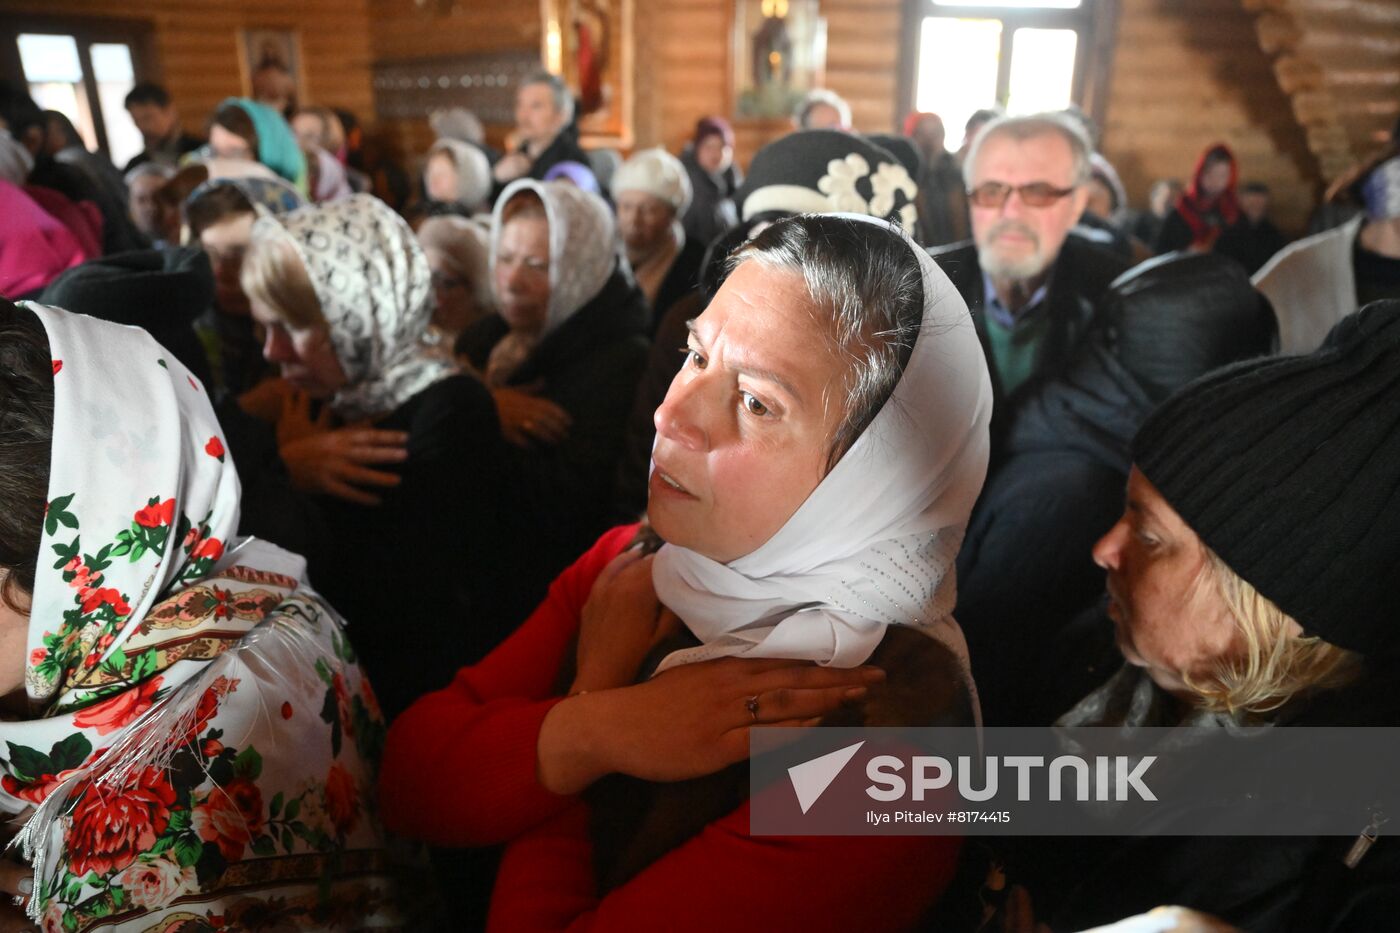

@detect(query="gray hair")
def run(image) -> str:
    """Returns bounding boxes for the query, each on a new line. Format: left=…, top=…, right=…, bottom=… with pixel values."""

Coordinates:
left=125, top=161, right=175, bottom=186
left=795, top=88, right=852, bottom=130
left=520, top=70, right=575, bottom=126
left=962, top=111, right=1094, bottom=190
left=727, top=215, right=924, bottom=472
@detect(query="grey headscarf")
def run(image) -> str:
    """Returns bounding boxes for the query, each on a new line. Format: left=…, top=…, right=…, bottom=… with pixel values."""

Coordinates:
left=253, top=193, right=456, bottom=420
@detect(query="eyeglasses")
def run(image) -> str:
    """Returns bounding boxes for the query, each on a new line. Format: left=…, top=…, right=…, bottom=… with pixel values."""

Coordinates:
left=968, top=181, right=1079, bottom=209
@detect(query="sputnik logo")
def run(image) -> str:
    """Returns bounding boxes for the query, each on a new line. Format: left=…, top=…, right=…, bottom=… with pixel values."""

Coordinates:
left=787, top=741, right=865, bottom=814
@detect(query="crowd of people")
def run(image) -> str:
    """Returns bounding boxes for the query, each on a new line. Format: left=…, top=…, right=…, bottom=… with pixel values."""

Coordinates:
left=0, top=65, right=1398, bottom=933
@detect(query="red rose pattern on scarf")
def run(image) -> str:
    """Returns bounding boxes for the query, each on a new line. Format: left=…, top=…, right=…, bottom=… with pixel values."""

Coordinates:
left=4, top=595, right=392, bottom=931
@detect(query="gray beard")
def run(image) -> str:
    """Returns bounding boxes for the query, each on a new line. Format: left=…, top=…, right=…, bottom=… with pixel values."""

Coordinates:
left=980, top=249, right=1049, bottom=283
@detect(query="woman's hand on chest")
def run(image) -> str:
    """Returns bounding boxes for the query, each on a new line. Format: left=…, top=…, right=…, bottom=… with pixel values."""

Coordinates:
left=537, top=657, right=885, bottom=794
left=571, top=549, right=680, bottom=694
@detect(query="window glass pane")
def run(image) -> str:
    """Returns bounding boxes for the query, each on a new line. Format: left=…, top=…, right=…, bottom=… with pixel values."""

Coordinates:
left=20, top=34, right=99, bottom=152
left=92, top=43, right=142, bottom=167
left=915, top=17, right=1002, bottom=148
left=934, top=0, right=1080, bottom=8
left=90, top=43, right=134, bottom=82
left=18, top=34, right=83, bottom=83
left=1006, top=27, right=1078, bottom=115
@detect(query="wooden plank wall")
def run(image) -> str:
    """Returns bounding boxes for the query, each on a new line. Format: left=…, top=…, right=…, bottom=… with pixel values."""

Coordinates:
left=365, top=0, right=902, bottom=171
left=1100, top=0, right=1322, bottom=233
left=1, top=0, right=374, bottom=136
left=366, top=0, right=540, bottom=164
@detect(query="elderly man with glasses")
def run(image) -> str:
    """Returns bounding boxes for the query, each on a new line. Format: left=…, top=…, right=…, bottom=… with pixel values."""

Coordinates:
left=931, top=112, right=1130, bottom=438
left=930, top=112, right=1135, bottom=725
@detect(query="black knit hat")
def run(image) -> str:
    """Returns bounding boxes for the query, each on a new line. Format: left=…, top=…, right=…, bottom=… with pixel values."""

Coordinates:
left=735, top=129, right=919, bottom=234
left=1131, top=299, right=1400, bottom=656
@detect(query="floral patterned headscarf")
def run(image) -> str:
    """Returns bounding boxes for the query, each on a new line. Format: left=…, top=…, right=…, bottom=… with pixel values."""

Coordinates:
left=4, top=305, right=403, bottom=930
left=253, top=194, right=457, bottom=421
left=24, top=305, right=242, bottom=710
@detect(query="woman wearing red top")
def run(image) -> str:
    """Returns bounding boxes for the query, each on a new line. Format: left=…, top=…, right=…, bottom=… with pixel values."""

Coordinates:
left=380, top=212, right=994, bottom=931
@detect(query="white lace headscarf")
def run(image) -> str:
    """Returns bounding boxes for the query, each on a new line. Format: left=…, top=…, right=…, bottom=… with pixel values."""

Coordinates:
left=484, top=179, right=617, bottom=385
left=252, top=194, right=457, bottom=421
left=652, top=214, right=993, bottom=689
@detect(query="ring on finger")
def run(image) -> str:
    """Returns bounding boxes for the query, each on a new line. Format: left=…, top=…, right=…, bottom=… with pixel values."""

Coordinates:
left=745, top=694, right=760, bottom=721
left=10, top=893, right=22, bottom=907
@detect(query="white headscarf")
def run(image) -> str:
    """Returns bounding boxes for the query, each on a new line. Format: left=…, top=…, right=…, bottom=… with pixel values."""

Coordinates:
left=253, top=194, right=457, bottom=421
left=311, top=145, right=353, bottom=203
left=7, top=305, right=401, bottom=927
left=492, top=178, right=617, bottom=336
left=429, top=138, right=492, bottom=213
left=484, top=180, right=617, bottom=386
left=418, top=213, right=494, bottom=312
left=652, top=214, right=993, bottom=681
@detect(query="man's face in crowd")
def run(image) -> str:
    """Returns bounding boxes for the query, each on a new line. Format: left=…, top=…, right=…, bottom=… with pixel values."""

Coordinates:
left=1240, top=190, right=1270, bottom=225
left=127, top=102, right=177, bottom=148
left=969, top=130, right=1088, bottom=282
left=128, top=173, right=166, bottom=236
left=516, top=83, right=564, bottom=147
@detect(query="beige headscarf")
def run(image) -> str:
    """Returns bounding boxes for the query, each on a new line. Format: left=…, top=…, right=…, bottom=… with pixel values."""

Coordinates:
left=485, top=179, right=617, bottom=386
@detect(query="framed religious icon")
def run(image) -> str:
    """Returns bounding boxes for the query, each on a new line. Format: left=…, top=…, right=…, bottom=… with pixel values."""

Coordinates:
left=238, top=28, right=304, bottom=112
left=540, top=0, right=634, bottom=148
left=732, top=0, right=827, bottom=120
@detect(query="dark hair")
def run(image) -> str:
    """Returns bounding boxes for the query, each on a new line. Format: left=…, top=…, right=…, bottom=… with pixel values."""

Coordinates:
left=0, top=80, right=44, bottom=141
left=964, top=107, right=1004, bottom=134
left=729, top=215, right=925, bottom=472
left=0, top=301, right=54, bottom=612
left=43, top=110, right=82, bottom=148
left=124, top=82, right=172, bottom=109
left=186, top=183, right=255, bottom=238
left=212, top=103, right=259, bottom=155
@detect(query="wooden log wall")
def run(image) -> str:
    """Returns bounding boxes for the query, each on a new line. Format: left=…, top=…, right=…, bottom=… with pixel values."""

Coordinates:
left=1099, top=0, right=1323, bottom=234
left=1242, top=0, right=1400, bottom=183
left=366, top=0, right=540, bottom=168
left=0, top=0, right=374, bottom=137
left=365, top=0, right=902, bottom=172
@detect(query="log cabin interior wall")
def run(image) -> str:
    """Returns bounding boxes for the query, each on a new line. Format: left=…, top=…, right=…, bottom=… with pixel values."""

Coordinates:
left=1099, top=0, right=1323, bottom=233
left=0, top=0, right=374, bottom=138
left=7, top=0, right=1390, bottom=233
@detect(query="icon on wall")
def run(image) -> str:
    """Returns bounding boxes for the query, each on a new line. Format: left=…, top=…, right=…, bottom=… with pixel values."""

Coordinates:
left=239, top=28, right=304, bottom=116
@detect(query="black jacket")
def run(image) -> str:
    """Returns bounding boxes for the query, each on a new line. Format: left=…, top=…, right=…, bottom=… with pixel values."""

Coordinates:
left=489, top=129, right=593, bottom=206
left=929, top=234, right=1131, bottom=465
left=460, top=268, right=650, bottom=588
left=308, top=374, right=515, bottom=720
left=1006, top=652, right=1400, bottom=933
left=953, top=252, right=1275, bottom=726
left=647, top=234, right=706, bottom=334
left=679, top=145, right=741, bottom=251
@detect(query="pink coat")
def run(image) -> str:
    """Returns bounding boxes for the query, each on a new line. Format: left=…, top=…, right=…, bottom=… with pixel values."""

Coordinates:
left=0, top=180, right=92, bottom=298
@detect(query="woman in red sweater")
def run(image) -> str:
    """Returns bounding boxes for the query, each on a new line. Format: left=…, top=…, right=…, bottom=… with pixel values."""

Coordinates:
left=380, top=213, right=993, bottom=931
